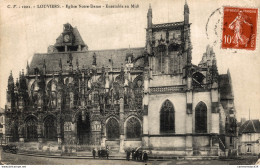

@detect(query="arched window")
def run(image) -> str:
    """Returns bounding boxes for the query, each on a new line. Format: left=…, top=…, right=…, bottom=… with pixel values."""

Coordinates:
left=133, top=76, right=143, bottom=109
left=195, top=102, right=207, bottom=133
left=106, top=118, right=119, bottom=140
left=160, top=100, right=175, bottom=133
left=25, top=116, right=38, bottom=141
left=44, top=116, right=57, bottom=140
left=126, top=117, right=141, bottom=139
left=46, top=80, right=58, bottom=108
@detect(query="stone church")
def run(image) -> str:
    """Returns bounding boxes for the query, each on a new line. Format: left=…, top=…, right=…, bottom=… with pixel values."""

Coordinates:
left=5, top=2, right=237, bottom=156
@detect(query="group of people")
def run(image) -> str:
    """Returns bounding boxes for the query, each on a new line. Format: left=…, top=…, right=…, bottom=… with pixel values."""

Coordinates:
left=91, top=146, right=149, bottom=162
left=125, top=148, right=148, bottom=162
left=92, top=146, right=109, bottom=159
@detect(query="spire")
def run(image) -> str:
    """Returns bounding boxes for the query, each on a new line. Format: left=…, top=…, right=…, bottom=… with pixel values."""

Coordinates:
left=147, top=4, right=152, bottom=28
left=15, top=78, right=19, bottom=89
left=8, top=70, right=13, bottom=82
left=8, top=70, right=14, bottom=90
left=183, top=0, right=191, bottom=66
left=227, top=68, right=230, bottom=76
left=26, top=61, right=30, bottom=75
left=184, top=0, right=189, bottom=25
left=19, top=71, right=22, bottom=81
left=184, top=0, right=189, bottom=13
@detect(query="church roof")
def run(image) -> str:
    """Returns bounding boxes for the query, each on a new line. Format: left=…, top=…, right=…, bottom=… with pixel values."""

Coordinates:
left=29, top=47, right=145, bottom=74
left=219, top=73, right=233, bottom=100
left=239, top=120, right=260, bottom=134
left=152, top=21, right=184, bottom=30
left=54, top=27, right=86, bottom=47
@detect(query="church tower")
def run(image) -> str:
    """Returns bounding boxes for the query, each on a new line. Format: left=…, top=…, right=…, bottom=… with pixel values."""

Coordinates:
left=52, top=23, right=88, bottom=52
left=146, top=1, right=192, bottom=75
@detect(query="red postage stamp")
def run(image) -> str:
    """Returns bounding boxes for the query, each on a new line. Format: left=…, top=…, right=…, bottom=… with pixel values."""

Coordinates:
left=222, top=7, right=258, bottom=50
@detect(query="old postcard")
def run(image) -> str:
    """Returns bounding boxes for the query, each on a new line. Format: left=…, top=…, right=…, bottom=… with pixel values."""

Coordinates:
left=0, top=0, right=259, bottom=166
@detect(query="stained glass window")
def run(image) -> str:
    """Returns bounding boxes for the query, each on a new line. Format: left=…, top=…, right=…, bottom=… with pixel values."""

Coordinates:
left=126, top=117, right=141, bottom=139
left=133, top=76, right=143, bottom=109
left=106, top=118, right=119, bottom=140
left=195, top=102, right=207, bottom=133
left=160, top=100, right=175, bottom=133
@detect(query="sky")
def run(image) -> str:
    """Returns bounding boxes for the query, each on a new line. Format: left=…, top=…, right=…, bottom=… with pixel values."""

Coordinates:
left=0, top=0, right=260, bottom=120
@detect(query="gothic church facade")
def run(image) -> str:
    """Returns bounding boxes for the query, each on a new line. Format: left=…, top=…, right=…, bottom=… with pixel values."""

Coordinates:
left=5, top=2, right=237, bottom=156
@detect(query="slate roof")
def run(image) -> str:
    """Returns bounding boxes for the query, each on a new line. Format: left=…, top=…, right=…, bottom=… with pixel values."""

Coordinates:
left=54, top=27, right=86, bottom=47
left=152, top=21, right=184, bottom=29
left=219, top=73, right=233, bottom=100
left=29, top=47, right=145, bottom=74
left=239, top=120, right=260, bottom=134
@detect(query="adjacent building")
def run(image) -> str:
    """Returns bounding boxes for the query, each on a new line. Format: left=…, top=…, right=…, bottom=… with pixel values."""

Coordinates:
left=238, top=119, right=260, bottom=155
left=0, top=108, right=6, bottom=145
left=5, top=2, right=236, bottom=156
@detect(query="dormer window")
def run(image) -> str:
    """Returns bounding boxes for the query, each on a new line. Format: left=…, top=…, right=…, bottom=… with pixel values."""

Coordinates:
left=34, top=68, right=39, bottom=75
left=192, top=72, right=205, bottom=86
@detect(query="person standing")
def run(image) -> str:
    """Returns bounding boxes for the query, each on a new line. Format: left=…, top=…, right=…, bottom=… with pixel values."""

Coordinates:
left=131, top=148, right=135, bottom=160
left=136, top=150, right=139, bottom=161
left=139, top=150, right=143, bottom=161
left=143, top=151, right=148, bottom=162
left=92, top=148, right=96, bottom=159
left=126, top=149, right=131, bottom=161
left=106, top=146, right=109, bottom=159
left=98, top=148, right=101, bottom=158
